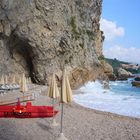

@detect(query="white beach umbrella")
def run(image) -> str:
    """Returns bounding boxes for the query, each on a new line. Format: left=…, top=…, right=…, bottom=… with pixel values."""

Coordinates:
left=27, top=77, right=32, bottom=84
left=48, top=73, right=60, bottom=126
left=20, top=73, right=28, bottom=104
left=5, top=75, right=8, bottom=84
left=0, top=75, right=5, bottom=85
left=48, top=73, right=60, bottom=99
left=12, top=75, right=16, bottom=84
left=61, top=72, right=72, bottom=103
left=20, top=73, right=28, bottom=92
left=57, top=69, right=73, bottom=140
left=18, top=74, right=21, bottom=85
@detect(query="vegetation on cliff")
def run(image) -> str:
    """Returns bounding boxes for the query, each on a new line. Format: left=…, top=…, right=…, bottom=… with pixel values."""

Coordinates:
left=105, top=58, right=140, bottom=74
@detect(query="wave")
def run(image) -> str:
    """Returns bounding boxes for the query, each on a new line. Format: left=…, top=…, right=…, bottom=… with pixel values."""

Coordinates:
left=74, top=81, right=140, bottom=118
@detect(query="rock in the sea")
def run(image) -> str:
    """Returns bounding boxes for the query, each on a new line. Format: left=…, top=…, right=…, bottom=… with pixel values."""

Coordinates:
left=134, top=76, right=140, bottom=81
left=132, top=76, right=140, bottom=87
left=132, top=81, right=140, bottom=87
left=0, top=0, right=104, bottom=88
left=102, top=81, right=110, bottom=89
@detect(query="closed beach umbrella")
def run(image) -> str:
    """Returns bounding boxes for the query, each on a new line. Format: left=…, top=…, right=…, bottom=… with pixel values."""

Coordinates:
left=57, top=69, right=73, bottom=140
left=61, top=72, right=72, bottom=103
left=27, top=77, right=32, bottom=84
left=20, top=73, right=28, bottom=92
left=48, top=74, right=60, bottom=99
left=18, top=75, right=21, bottom=85
left=5, top=75, right=8, bottom=84
left=12, top=75, right=16, bottom=84
left=20, top=73, right=28, bottom=105
left=0, top=75, right=5, bottom=85
left=48, top=73, right=60, bottom=126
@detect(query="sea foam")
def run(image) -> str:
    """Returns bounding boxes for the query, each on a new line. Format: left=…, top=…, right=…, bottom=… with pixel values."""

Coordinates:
left=74, top=80, right=140, bottom=118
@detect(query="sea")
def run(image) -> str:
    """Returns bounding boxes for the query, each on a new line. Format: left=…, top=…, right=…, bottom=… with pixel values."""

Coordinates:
left=74, top=76, right=140, bottom=118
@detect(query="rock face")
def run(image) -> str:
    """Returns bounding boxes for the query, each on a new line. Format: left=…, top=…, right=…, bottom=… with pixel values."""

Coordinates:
left=0, top=0, right=103, bottom=88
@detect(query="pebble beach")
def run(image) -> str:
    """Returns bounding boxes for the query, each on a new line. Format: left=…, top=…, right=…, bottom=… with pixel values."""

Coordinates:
left=0, top=84, right=140, bottom=140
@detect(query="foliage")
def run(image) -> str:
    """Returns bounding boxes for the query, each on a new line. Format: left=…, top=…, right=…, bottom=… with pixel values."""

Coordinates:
left=86, top=29, right=95, bottom=41
left=105, top=58, right=140, bottom=74
left=98, top=55, right=105, bottom=60
left=125, top=68, right=140, bottom=74
left=70, top=16, right=81, bottom=40
left=105, top=58, right=128, bottom=68
left=70, top=16, right=95, bottom=41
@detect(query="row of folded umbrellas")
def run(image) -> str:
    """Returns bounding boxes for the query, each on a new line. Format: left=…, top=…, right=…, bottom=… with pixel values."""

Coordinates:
left=48, top=71, right=72, bottom=103
left=0, top=71, right=73, bottom=103
left=0, top=74, right=31, bottom=85
left=0, top=74, right=30, bottom=92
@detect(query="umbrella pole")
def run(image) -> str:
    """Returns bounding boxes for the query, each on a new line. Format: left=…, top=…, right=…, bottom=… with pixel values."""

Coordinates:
left=60, top=102, right=64, bottom=133
left=57, top=102, right=68, bottom=140
left=60, top=69, right=64, bottom=134
left=23, top=92, right=25, bottom=105
left=52, top=98, right=54, bottom=123
left=52, top=98, right=58, bottom=126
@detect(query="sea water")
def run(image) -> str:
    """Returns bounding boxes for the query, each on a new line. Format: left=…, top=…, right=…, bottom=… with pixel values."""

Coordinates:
left=74, top=78, right=140, bottom=118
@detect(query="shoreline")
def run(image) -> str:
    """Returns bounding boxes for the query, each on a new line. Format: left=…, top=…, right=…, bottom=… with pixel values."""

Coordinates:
left=73, top=101, right=140, bottom=121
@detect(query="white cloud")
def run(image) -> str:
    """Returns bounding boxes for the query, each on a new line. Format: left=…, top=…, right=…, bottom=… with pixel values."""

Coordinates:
left=104, top=45, right=140, bottom=64
left=100, top=18, right=125, bottom=41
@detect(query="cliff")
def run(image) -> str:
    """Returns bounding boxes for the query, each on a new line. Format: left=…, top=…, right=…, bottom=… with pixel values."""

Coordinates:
left=0, top=0, right=104, bottom=88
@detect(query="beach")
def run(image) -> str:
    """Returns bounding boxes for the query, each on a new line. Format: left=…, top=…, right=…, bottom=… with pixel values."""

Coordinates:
left=0, top=85, right=140, bottom=140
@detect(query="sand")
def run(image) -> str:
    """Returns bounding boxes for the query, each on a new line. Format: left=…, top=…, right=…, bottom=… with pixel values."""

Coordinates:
left=0, top=84, right=140, bottom=140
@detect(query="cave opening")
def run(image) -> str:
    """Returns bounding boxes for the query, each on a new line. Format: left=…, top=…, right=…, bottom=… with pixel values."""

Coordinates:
left=8, top=34, right=37, bottom=83
left=18, top=44, right=35, bottom=83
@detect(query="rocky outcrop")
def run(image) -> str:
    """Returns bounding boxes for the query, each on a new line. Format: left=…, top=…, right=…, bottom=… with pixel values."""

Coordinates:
left=0, top=0, right=103, bottom=88
left=100, top=60, right=116, bottom=81
left=114, top=68, right=132, bottom=80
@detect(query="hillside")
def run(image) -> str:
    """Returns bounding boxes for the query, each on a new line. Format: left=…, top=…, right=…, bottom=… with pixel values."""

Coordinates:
left=105, top=58, right=140, bottom=74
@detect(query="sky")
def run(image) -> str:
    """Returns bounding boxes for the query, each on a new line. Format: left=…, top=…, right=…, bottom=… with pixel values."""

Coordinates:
left=100, top=0, right=140, bottom=64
